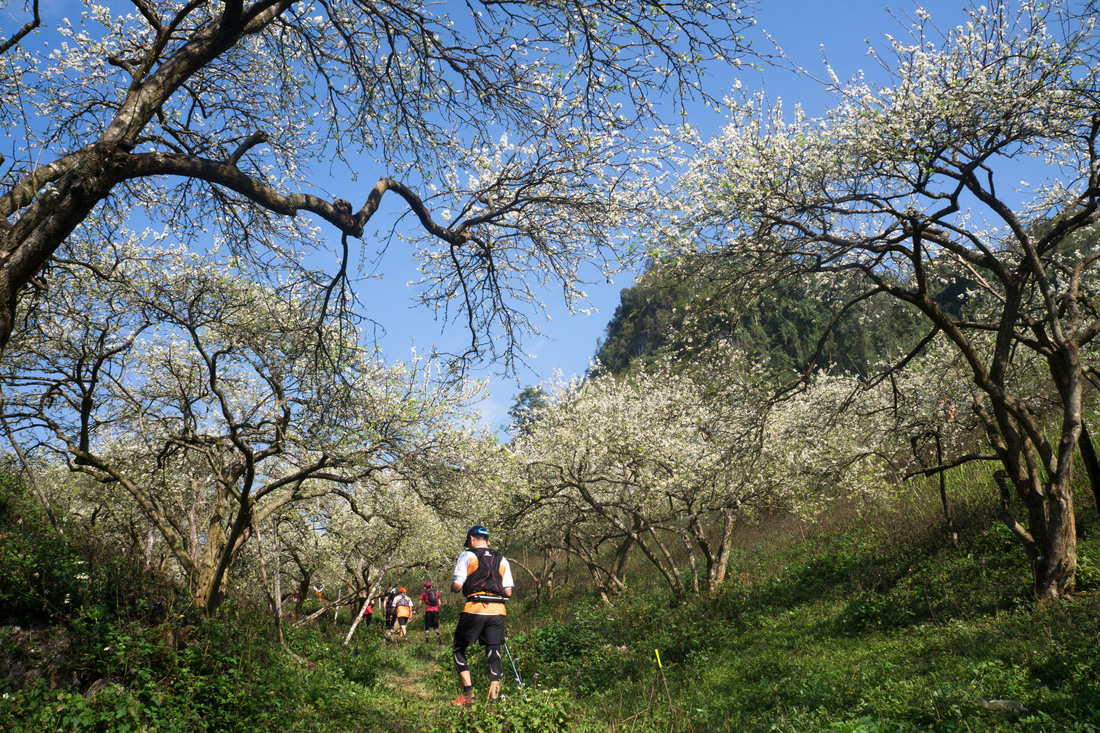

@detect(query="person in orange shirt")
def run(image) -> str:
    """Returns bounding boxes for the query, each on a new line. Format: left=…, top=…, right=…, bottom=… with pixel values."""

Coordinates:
left=393, top=588, right=414, bottom=640
left=383, top=587, right=398, bottom=630
left=449, top=525, right=514, bottom=705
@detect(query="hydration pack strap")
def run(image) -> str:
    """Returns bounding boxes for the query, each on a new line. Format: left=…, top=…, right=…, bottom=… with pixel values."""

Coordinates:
left=467, top=594, right=508, bottom=604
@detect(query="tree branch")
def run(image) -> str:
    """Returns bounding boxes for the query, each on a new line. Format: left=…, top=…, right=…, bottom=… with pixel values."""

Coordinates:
left=0, top=0, right=40, bottom=56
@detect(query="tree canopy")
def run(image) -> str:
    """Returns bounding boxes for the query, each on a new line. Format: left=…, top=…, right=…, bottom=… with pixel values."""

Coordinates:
left=0, top=0, right=768, bottom=619
left=505, top=344, right=891, bottom=600
left=661, top=0, right=1100, bottom=600
left=0, top=238, right=495, bottom=613
left=0, top=0, right=755, bottom=370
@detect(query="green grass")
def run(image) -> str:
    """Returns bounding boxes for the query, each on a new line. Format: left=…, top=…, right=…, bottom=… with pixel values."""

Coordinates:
left=3, top=472, right=1100, bottom=732
left=506, top=469, right=1100, bottom=732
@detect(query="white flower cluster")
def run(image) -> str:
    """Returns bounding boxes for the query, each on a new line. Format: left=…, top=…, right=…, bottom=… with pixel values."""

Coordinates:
left=505, top=344, right=892, bottom=595
left=1, top=235, right=497, bottom=611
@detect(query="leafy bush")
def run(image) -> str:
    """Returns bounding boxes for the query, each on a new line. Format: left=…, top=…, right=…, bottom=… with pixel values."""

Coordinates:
left=424, top=687, right=582, bottom=733
left=0, top=475, right=91, bottom=625
left=0, top=682, right=145, bottom=733
left=517, top=606, right=642, bottom=694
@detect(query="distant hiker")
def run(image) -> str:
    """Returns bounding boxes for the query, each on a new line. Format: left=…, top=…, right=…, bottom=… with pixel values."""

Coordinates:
left=416, top=581, right=444, bottom=644
left=450, top=525, right=514, bottom=705
left=363, top=598, right=374, bottom=626
left=393, top=588, right=414, bottom=640
left=384, top=586, right=398, bottom=631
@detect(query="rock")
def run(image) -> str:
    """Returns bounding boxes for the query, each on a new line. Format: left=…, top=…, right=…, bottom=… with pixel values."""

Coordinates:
left=0, top=624, right=80, bottom=690
left=978, top=698, right=1029, bottom=716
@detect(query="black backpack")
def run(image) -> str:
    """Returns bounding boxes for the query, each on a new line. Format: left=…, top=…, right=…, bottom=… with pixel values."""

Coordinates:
left=461, top=548, right=508, bottom=598
left=426, top=589, right=439, bottom=606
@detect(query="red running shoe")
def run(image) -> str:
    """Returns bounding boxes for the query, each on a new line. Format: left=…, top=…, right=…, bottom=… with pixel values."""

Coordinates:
left=451, top=693, right=475, bottom=707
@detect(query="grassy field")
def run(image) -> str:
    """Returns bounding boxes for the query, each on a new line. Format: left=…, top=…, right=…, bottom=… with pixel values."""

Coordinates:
left=2, top=473, right=1099, bottom=732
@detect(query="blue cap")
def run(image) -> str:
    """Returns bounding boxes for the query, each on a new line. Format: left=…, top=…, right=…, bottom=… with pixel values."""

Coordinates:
left=467, top=525, right=489, bottom=538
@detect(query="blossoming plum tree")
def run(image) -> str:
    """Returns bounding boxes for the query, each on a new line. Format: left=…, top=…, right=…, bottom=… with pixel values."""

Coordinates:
left=508, top=346, right=889, bottom=601
left=666, top=1, right=1100, bottom=599
left=0, top=0, right=753, bottom=368
left=1, top=239, right=496, bottom=613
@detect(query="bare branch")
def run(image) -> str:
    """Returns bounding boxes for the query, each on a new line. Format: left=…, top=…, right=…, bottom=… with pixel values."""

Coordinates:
left=0, top=0, right=40, bottom=56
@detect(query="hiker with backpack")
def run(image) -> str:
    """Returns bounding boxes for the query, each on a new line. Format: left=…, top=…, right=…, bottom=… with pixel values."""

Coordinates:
left=450, top=525, right=515, bottom=706
left=393, top=587, right=414, bottom=640
left=383, top=587, right=398, bottom=631
left=416, top=581, right=444, bottom=644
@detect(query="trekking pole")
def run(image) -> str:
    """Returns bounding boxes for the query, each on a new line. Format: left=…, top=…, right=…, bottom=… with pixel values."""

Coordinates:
left=503, top=640, right=524, bottom=687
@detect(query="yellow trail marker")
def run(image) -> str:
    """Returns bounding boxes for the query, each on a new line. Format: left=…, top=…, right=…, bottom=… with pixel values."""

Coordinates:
left=654, top=650, right=672, bottom=709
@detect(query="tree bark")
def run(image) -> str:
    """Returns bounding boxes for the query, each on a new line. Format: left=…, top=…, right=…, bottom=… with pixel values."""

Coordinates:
left=934, top=431, right=959, bottom=548
left=1078, top=422, right=1100, bottom=512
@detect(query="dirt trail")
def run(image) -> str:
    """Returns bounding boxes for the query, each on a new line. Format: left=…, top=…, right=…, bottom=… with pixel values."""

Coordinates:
left=379, top=635, right=455, bottom=708
left=384, top=660, right=437, bottom=702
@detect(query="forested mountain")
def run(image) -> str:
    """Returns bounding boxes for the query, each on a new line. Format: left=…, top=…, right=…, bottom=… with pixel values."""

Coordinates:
left=594, top=262, right=941, bottom=378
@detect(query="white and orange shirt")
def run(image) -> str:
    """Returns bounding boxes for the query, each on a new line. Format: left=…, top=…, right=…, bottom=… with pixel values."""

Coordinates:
left=453, top=549, right=514, bottom=616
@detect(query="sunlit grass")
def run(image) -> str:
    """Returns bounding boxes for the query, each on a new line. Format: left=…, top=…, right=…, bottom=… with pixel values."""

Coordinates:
left=515, top=470, right=1100, bottom=732
left=3, top=465, right=1099, bottom=732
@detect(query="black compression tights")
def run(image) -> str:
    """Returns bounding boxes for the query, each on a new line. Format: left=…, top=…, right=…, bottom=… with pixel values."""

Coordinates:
left=453, top=644, right=504, bottom=682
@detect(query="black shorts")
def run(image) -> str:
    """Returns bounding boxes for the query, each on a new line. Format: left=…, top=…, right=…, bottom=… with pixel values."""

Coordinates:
left=397, top=616, right=408, bottom=627
left=424, top=610, right=440, bottom=630
left=453, top=613, right=506, bottom=648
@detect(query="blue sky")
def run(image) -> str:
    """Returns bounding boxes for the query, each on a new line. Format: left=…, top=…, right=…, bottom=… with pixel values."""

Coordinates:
left=3, top=0, right=977, bottom=434
left=358, top=0, right=977, bottom=433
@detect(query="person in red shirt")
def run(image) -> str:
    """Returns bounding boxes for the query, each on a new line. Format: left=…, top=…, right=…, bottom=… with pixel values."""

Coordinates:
left=415, top=581, right=444, bottom=644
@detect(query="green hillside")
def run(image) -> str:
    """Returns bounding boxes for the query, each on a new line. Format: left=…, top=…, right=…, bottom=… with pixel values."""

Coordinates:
left=594, top=265, right=933, bottom=380
left=3, top=471, right=1098, bottom=732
